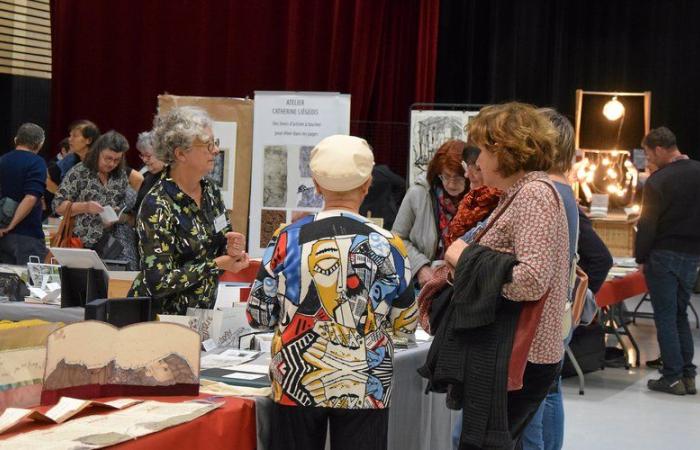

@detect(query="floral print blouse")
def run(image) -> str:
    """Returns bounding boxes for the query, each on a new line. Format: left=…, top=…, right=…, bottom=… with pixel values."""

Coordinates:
left=479, top=171, right=570, bottom=364
left=128, top=170, right=231, bottom=314
left=52, top=163, right=132, bottom=247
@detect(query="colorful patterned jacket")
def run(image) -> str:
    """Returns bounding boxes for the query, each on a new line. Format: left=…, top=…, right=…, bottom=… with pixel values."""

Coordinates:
left=247, top=210, right=417, bottom=409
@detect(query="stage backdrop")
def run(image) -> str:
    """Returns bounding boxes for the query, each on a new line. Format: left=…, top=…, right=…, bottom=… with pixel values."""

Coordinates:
left=49, top=0, right=440, bottom=176
left=435, top=0, right=700, bottom=159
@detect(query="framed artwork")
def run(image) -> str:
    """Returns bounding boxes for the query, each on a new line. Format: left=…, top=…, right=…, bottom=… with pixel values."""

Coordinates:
left=408, top=105, right=482, bottom=184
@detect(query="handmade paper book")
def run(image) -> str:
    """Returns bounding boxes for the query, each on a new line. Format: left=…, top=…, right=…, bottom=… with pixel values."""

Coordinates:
left=41, top=321, right=200, bottom=404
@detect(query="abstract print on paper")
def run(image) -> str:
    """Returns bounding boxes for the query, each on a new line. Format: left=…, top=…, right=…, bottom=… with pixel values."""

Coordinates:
left=246, top=211, right=417, bottom=409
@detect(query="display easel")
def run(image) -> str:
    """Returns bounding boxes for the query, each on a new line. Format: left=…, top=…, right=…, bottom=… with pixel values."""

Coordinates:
left=59, top=267, right=107, bottom=308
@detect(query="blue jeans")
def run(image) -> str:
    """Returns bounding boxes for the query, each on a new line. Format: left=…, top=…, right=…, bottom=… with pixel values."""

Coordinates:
left=644, top=249, right=700, bottom=381
left=520, top=377, right=564, bottom=450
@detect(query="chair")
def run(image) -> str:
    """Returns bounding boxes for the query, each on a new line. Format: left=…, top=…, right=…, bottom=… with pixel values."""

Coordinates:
left=565, top=344, right=585, bottom=395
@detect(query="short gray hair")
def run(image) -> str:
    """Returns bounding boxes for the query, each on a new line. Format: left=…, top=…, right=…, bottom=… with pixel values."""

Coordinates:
left=538, top=108, right=575, bottom=173
left=151, top=107, right=213, bottom=164
left=15, top=123, right=45, bottom=150
left=135, top=131, right=154, bottom=153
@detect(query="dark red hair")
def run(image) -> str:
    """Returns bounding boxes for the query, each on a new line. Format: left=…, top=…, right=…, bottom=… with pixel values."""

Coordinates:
left=426, top=139, right=467, bottom=187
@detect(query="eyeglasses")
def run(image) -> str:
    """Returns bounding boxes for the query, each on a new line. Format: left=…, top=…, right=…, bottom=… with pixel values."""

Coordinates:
left=192, top=138, right=220, bottom=153
left=438, top=174, right=466, bottom=185
left=101, top=155, right=122, bottom=164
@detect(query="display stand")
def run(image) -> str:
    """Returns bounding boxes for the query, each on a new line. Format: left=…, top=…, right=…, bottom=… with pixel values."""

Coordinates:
left=59, top=267, right=107, bottom=308
left=85, top=297, right=161, bottom=327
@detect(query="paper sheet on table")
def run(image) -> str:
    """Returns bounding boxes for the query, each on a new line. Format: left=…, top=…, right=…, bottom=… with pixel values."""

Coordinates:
left=230, top=363, right=269, bottom=374
left=414, top=329, right=432, bottom=342
left=222, top=372, right=265, bottom=381
left=200, top=379, right=271, bottom=397
left=200, top=351, right=259, bottom=370
left=0, top=400, right=220, bottom=448
left=0, top=397, right=143, bottom=434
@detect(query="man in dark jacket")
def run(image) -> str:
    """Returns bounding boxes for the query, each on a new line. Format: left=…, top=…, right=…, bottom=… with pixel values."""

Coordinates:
left=0, top=123, right=48, bottom=264
left=635, top=126, right=700, bottom=395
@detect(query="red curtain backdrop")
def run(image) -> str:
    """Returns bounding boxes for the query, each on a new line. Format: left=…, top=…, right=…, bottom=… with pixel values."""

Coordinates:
left=50, top=0, right=439, bottom=176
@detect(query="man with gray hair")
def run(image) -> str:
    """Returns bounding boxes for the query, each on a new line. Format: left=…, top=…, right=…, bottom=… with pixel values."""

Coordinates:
left=0, top=123, right=48, bottom=263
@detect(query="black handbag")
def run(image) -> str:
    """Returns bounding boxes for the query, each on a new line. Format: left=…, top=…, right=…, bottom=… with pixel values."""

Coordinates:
left=92, top=231, right=124, bottom=261
left=428, top=284, right=454, bottom=334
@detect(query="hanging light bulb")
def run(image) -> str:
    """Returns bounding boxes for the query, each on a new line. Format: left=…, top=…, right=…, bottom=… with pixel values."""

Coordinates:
left=602, top=157, right=611, bottom=166
left=611, top=150, right=619, bottom=157
left=603, top=96, right=625, bottom=121
left=606, top=184, right=618, bottom=194
left=631, top=204, right=640, bottom=214
left=607, top=168, right=618, bottom=179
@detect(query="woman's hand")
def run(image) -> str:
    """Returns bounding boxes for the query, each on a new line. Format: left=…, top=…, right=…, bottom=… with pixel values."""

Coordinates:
left=416, top=265, right=435, bottom=287
left=85, top=201, right=104, bottom=215
left=445, top=239, right=468, bottom=269
left=225, top=232, right=245, bottom=258
left=215, top=253, right=250, bottom=273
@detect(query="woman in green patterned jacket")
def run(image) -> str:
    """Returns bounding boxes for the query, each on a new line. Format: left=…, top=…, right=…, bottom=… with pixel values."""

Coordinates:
left=128, top=107, right=248, bottom=314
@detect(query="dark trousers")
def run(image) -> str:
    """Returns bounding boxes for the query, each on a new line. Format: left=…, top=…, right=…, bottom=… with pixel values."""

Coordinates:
left=508, top=361, right=561, bottom=449
left=0, top=232, right=47, bottom=265
left=645, top=249, right=700, bottom=380
left=270, top=403, right=389, bottom=450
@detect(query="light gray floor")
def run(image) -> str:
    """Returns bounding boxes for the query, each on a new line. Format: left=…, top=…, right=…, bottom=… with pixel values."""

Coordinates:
left=562, top=293, right=700, bottom=450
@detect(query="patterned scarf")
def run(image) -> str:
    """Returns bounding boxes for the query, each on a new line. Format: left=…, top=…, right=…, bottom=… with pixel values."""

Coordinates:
left=434, top=185, right=459, bottom=259
left=445, top=186, right=502, bottom=248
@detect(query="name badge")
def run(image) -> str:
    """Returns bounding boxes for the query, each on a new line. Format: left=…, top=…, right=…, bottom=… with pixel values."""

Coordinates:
left=214, top=213, right=228, bottom=233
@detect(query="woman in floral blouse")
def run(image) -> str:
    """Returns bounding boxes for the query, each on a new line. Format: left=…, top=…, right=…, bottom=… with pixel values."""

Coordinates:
left=53, top=130, right=139, bottom=269
left=128, top=107, right=248, bottom=314
left=445, top=102, right=570, bottom=446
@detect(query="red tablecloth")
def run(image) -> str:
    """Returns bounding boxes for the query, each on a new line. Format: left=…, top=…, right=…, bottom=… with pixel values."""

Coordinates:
left=0, top=393, right=256, bottom=450
left=595, top=270, right=648, bottom=308
left=221, top=260, right=261, bottom=283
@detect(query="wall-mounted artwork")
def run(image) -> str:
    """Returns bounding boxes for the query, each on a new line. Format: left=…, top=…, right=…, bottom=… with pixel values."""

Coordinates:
left=408, top=108, right=480, bottom=184
left=249, top=92, right=351, bottom=257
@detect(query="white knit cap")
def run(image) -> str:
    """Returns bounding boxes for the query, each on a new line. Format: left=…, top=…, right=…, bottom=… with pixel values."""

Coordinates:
left=310, top=135, right=375, bottom=192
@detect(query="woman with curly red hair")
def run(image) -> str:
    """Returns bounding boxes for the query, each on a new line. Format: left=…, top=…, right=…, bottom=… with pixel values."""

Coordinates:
left=393, top=140, right=468, bottom=287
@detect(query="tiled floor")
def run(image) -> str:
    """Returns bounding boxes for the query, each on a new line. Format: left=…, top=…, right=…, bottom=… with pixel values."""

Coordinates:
left=562, top=294, right=700, bottom=449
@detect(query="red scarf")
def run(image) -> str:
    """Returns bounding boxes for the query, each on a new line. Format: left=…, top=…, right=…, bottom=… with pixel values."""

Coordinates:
left=445, top=186, right=502, bottom=248
left=434, top=185, right=459, bottom=259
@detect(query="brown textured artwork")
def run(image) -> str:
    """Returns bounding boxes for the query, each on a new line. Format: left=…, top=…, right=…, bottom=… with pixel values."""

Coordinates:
left=260, top=209, right=287, bottom=247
